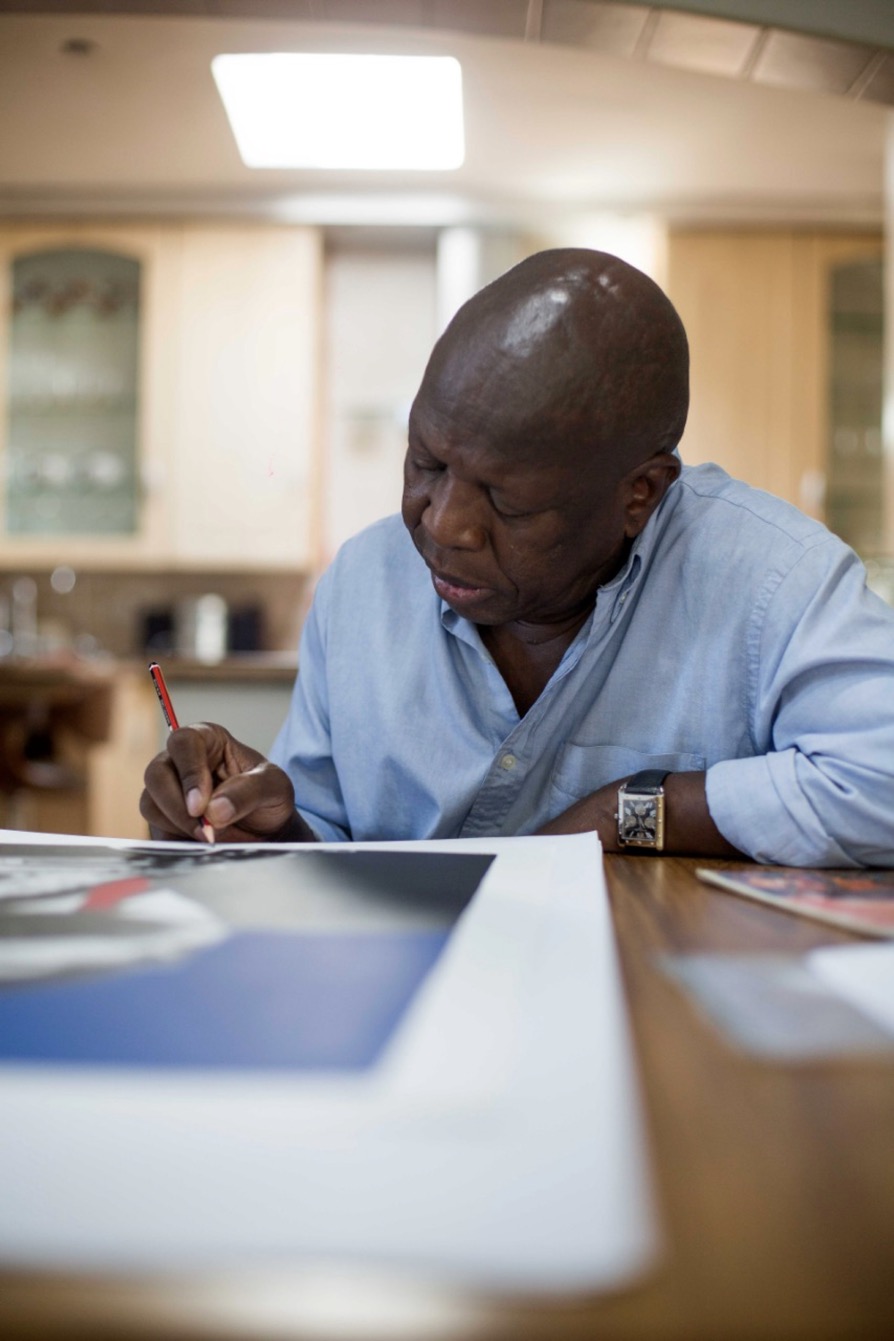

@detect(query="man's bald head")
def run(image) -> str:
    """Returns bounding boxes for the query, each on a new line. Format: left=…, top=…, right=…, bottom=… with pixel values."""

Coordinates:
left=415, top=248, right=689, bottom=474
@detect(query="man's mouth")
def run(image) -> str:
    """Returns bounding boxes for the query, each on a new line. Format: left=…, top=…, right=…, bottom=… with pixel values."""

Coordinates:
left=429, top=567, right=489, bottom=605
left=414, top=533, right=494, bottom=607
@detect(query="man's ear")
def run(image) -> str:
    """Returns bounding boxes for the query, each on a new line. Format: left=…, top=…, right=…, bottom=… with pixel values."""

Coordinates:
left=622, top=452, right=681, bottom=538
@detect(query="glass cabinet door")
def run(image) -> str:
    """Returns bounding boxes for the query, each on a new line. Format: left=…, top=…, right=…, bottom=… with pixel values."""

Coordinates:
left=5, top=247, right=140, bottom=536
left=825, top=256, right=884, bottom=556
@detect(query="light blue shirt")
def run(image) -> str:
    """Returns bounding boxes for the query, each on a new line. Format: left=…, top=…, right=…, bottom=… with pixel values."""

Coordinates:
left=270, top=463, right=894, bottom=867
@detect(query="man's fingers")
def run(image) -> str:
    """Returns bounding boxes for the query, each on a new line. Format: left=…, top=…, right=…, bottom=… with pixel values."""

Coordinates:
left=139, top=761, right=196, bottom=839
left=163, top=724, right=225, bottom=813
left=140, top=724, right=229, bottom=840
left=203, top=762, right=296, bottom=839
left=141, top=724, right=295, bottom=844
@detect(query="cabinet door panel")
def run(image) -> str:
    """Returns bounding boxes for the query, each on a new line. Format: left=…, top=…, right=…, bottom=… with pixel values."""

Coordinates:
left=171, top=225, right=321, bottom=569
left=0, top=224, right=179, bottom=567
left=667, top=232, right=799, bottom=501
left=666, top=229, right=883, bottom=525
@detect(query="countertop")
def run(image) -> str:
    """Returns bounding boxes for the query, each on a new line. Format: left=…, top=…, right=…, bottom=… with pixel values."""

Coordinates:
left=1, top=652, right=299, bottom=687
left=151, top=653, right=298, bottom=684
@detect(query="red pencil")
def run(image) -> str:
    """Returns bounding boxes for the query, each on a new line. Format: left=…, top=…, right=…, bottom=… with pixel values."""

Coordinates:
left=148, top=661, right=216, bottom=844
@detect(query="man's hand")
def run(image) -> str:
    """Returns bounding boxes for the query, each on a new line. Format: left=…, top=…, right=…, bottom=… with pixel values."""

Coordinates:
left=536, top=779, right=621, bottom=848
left=140, top=722, right=314, bottom=844
left=536, top=771, right=743, bottom=857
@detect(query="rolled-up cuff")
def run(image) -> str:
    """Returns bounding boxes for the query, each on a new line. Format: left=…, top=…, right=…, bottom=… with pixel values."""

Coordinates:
left=705, top=753, right=857, bottom=867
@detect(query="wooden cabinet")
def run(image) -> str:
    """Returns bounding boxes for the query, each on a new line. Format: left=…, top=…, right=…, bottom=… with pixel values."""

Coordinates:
left=0, top=222, right=322, bottom=571
left=85, top=665, right=158, bottom=840
left=0, top=656, right=298, bottom=841
left=169, top=225, right=322, bottom=569
left=0, top=223, right=179, bottom=568
left=665, top=229, right=883, bottom=523
left=0, top=658, right=150, bottom=840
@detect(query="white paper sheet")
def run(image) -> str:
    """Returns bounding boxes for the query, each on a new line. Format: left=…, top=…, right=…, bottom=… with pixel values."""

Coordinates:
left=808, top=942, right=894, bottom=1037
left=0, top=830, right=659, bottom=1293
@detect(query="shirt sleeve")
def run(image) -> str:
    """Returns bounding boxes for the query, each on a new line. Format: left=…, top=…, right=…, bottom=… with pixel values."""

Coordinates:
left=706, top=542, right=894, bottom=867
left=268, top=568, right=352, bottom=843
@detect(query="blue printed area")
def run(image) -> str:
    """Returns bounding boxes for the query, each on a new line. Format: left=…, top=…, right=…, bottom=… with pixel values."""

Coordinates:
left=0, top=931, right=448, bottom=1071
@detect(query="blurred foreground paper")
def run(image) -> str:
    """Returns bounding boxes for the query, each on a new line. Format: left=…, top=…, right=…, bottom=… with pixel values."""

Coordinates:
left=0, top=831, right=657, bottom=1294
left=808, top=943, right=894, bottom=1036
left=662, top=952, right=894, bottom=1060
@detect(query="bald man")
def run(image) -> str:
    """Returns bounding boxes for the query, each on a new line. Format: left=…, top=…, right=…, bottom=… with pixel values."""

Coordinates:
left=141, top=249, right=894, bottom=866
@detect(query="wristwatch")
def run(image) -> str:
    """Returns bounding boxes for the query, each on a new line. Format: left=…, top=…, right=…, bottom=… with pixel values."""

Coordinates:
left=616, top=770, right=670, bottom=851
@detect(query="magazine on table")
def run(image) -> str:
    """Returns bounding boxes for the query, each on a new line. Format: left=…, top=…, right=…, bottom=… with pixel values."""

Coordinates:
left=696, top=865, right=894, bottom=939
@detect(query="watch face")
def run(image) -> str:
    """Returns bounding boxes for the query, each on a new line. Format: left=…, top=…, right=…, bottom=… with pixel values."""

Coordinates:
left=620, top=795, right=659, bottom=846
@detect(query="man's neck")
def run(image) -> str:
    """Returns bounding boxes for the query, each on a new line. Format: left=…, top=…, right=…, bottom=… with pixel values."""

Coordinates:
left=479, top=607, right=592, bottom=716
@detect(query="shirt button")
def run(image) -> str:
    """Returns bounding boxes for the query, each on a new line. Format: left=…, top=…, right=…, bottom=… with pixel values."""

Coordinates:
left=500, top=753, right=517, bottom=771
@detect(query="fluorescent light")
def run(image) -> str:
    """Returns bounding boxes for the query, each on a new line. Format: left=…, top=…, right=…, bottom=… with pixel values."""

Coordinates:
left=211, top=53, right=464, bottom=170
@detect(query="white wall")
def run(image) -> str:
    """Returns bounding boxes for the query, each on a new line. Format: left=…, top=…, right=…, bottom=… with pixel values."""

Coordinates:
left=322, top=241, right=437, bottom=559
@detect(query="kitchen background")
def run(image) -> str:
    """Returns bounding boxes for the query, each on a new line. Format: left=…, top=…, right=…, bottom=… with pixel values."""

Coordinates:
left=1, top=0, right=893, bottom=836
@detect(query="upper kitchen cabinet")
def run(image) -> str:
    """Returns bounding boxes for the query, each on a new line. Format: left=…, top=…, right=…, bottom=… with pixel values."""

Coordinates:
left=665, top=229, right=884, bottom=534
left=169, top=224, right=321, bottom=570
left=0, top=223, right=178, bottom=568
left=0, top=222, right=322, bottom=571
left=7, top=247, right=139, bottom=537
left=824, top=253, right=886, bottom=556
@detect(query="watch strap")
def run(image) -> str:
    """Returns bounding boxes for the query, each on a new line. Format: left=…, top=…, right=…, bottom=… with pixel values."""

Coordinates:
left=622, top=770, right=670, bottom=793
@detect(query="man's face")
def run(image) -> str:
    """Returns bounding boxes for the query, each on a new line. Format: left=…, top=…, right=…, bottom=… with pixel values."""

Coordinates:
left=401, top=392, right=634, bottom=630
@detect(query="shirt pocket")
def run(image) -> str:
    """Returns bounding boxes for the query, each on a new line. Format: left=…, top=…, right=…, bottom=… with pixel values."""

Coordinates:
left=549, top=743, right=707, bottom=806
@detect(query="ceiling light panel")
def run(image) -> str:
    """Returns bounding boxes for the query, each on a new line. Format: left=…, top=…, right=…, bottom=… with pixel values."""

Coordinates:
left=211, top=52, right=465, bottom=170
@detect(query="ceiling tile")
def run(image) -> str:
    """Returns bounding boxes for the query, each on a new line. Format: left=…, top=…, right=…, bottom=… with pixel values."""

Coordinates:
left=646, top=10, right=760, bottom=78
left=751, top=29, right=877, bottom=97
left=425, top=0, right=529, bottom=40
left=540, top=1, right=650, bottom=59
left=857, top=52, right=894, bottom=105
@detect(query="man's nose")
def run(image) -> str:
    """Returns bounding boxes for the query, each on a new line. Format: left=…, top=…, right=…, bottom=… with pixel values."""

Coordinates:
left=423, top=471, right=486, bottom=549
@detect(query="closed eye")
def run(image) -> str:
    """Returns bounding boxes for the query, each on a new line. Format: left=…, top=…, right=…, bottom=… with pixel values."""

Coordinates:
left=408, top=453, right=443, bottom=474
left=489, top=494, right=536, bottom=520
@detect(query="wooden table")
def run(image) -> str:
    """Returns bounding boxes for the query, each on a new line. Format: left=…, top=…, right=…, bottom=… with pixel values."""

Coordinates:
left=1, top=855, right=892, bottom=1340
